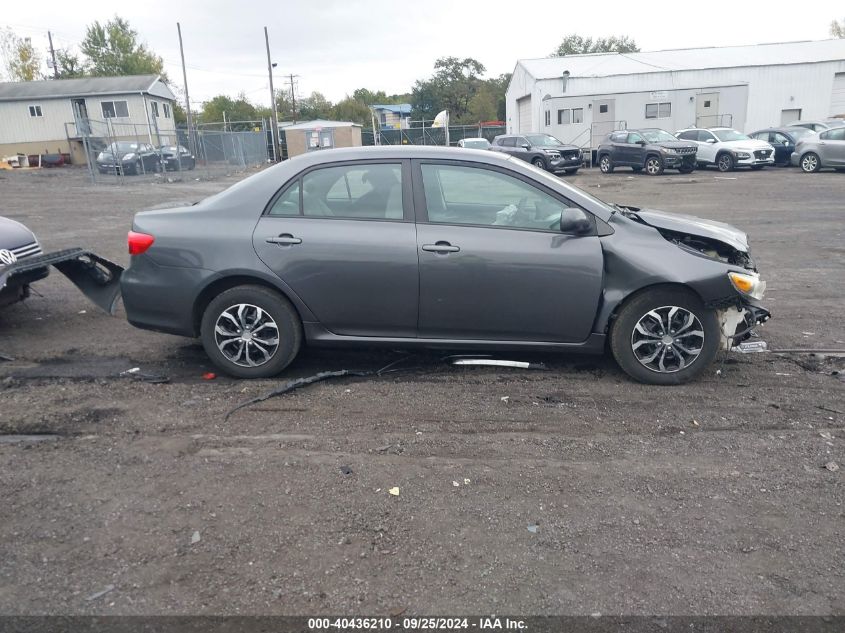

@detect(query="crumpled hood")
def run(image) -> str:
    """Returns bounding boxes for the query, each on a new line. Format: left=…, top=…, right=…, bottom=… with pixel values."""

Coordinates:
left=0, top=216, right=38, bottom=250
left=626, top=207, right=749, bottom=252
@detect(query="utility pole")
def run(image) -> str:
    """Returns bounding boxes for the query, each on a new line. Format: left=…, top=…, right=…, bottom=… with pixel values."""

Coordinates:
left=264, top=26, right=282, bottom=163
left=47, top=31, right=58, bottom=79
left=176, top=23, right=196, bottom=155
left=285, top=74, right=299, bottom=123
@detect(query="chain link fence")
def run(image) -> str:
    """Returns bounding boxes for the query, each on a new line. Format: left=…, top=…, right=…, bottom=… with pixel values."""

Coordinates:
left=363, top=123, right=506, bottom=146
left=70, top=114, right=271, bottom=185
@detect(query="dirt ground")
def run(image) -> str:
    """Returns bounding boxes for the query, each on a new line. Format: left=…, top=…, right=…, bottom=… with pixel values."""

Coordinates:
left=0, top=164, right=842, bottom=616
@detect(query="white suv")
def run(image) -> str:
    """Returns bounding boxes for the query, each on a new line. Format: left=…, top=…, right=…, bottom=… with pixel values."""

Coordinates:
left=675, top=128, right=775, bottom=172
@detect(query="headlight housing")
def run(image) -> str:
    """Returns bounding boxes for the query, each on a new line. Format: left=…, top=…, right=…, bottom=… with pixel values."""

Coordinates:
left=123, top=152, right=137, bottom=161
left=728, top=271, right=766, bottom=300
left=735, top=151, right=751, bottom=159
left=661, top=147, right=677, bottom=154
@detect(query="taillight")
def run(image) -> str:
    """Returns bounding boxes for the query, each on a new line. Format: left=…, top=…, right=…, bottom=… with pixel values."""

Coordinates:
left=128, top=231, right=155, bottom=255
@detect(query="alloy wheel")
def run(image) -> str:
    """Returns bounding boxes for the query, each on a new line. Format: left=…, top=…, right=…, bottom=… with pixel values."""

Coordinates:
left=717, top=154, right=733, bottom=172
left=600, top=156, right=611, bottom=173
left=801, top=154, right=819, bottom=172
left=214, top=303, right=280, bottom=367
left=646, top=158, right=662, bottom=175
left=630, top=306, right=704, bottom=373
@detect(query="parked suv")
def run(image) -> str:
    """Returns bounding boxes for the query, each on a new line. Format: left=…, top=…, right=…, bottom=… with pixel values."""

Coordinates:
left=491, top=134, right=582, bottom=175
left=790, top=126, right=845, bottom=172
left=675, top=128, right=775, bottom=172
left=597, top=128, right=697, bottom=175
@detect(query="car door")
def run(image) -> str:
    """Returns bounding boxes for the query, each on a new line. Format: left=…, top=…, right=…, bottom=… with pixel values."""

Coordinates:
left=623, top=132, right=647, bottom=166
left=413, top=160, right=604, bottom=342
left=696, top=130, right=719, bottom=163
left=252, top=160, right=420, bottom=337
left=495, top=136, right=518, bottom=157
left=818, top=128, right=845, bottom=165
left=605, top=132, right=627, bottom=164
left=770, top=132, right=793, bottom=164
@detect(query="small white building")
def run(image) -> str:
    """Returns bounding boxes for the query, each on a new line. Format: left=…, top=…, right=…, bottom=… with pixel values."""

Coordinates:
left=0, top=74, right=178, bottom=164
left=506, top=40, right=845, bottom=149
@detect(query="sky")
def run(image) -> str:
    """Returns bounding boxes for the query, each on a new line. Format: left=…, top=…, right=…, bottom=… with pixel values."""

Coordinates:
left=3, top=0, right=844, bottom=109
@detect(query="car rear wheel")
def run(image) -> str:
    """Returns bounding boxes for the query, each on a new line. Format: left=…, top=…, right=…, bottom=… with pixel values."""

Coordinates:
left=599, top=155, right=614, bottom=173
left=716, top=153, right=734, bottom=172
left=610, top=287, right=720, bottom=385
left=645, top=156, right=664, bottom=176
left=531, top=157, right=546, bottom=170
left=200, top=285, right=302, bottom=379
left=800, top=152, right=821, bottom=173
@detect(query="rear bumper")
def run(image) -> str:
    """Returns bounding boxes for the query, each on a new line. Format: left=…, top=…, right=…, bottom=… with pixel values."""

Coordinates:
left=121, top=255, right=215, bottom=337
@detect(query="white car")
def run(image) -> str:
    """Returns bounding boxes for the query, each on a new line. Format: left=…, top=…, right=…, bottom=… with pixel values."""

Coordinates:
left=457, top=138, right=491, bottom=150
left=675, top=128, right=775, bottom=172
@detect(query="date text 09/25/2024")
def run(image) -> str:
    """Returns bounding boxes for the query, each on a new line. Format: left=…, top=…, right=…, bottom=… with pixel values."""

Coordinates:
left=308, top=617, right=527, bottom=631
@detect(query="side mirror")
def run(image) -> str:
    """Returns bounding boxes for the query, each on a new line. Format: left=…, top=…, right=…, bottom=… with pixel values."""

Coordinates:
left=559, top=208, right=592, bottom=235
left=705, top=138, right=717, bottom=144
left=521, top=143, right=531, bottom=149
left=636, top=140, right=646, bottom=146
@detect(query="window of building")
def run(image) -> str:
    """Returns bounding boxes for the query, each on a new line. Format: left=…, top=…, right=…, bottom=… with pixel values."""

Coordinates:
left=421, top=164, right=574, bottom=231
left=163, top=103, right=171, bottom=119
left=151, top=101, right=160, bottom=117
left=557, top=109, right=570, bottom=125
left=544, top=110, right=550, bottom=126
left=599, top=104, right=608, bottom=114
left=645, top=102, right=671, bottom=119
left=28, top=105, right=43, bottom=117
left=572, top=108, right=583, bottom=123
left=101, top=100, right=129, bottom=118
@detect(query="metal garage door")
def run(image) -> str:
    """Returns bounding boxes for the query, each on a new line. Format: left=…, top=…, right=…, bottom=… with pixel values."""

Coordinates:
left=517, top=96, right=532, bottom=133
left=831, top=73, right=845, bottom=118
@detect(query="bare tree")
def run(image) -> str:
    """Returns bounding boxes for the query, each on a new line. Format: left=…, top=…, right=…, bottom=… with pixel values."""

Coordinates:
left=831, top=18, right=845, bottom=38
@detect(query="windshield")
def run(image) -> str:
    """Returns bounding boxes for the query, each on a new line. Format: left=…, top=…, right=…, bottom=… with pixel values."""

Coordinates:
left=712, top=129, right=750, bottom=142
left=639, top=129, right=676, bottom=143
left=107, top=142, right=139, bottom=153
left=525, top=134, right=564, bottom=147
left=462, top=139, right=489, bottom=148
left=785, top=127, right=813, bottom=140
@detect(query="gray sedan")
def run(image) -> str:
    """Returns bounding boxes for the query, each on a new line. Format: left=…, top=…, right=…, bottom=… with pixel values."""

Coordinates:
left=121, top=146, right=770, bottom=385
left=791, top=127, right=845, bottom=172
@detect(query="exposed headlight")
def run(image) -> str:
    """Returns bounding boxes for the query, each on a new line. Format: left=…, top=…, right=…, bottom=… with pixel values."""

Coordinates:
left=661, top=147, right=677, bottom=154
left=728, top=271, right=766, bottom=300
left=123, top=152, right=137, bottom=161
left=546, top=151, right=561, bottom=159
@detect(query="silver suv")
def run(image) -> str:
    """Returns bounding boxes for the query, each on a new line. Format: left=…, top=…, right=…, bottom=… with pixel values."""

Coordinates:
left=791, top=127, right=845, bottom=172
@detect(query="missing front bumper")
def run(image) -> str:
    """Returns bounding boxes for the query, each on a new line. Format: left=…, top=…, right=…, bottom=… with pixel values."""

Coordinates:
left=718, top=303, right=772, bottom=349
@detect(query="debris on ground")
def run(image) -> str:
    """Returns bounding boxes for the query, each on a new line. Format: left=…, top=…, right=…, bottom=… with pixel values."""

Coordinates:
left=731, top=340, right=768, bottom=353
left=191, top=530, right=201, bottom=544
left=819, top=431, right=834, bottom=441
left=120, top=367, right=170, bottom=384
left=500, top=396, right=510, bottom=404
left=202, top=372, right=217, bottom=381
left=0, top=352, right=14, bottom=362
left=527, top=524, right=539, bottom=534
left=452, top=358, right=546, bottom=370
left=824, top=462, right=839, bottom=472
left=340, top=465, right=353, bottom=475
left=388, top=487, right=400, bottom=496
left=85, top=584, right=115, bottom=602
left=452, top=481, right=460, bottom=487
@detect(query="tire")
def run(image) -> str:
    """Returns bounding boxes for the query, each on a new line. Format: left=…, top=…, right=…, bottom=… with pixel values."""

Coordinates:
left=716, top=153, right=734, bottom=172
left=609, top=287, right=720, bottom=385
left=678, top=165, right=695, bottom=174
left=599, top=154, right=614, bottom=174
left=131, top=160, right=141, bottom=175
left=800, top=152, right=821, bottom=173
left=644, top=155, right=664, bottom=176
left=531, top=157, right=546, bottom=170
left=200, top=285, right=302, bottom=379
left=564, top=168, right=579, bottom=175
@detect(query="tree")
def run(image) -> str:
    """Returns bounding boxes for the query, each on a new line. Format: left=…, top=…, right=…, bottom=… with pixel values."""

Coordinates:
left=832, top=18, right=845, bottom=38
left=332, top=96, right=373, bottom=126
left=297, top=91, right=333, bottom=120
left=411, top=56, right=487, bottom=123
left=54, top=49, right=85, bottom=79
left=0, top=29, right=41, bottom=81
left=552, top=34, right=640, bottom=56
left=199, top=94, right=258, bottom=128
left=172, top=102, right=188, bottom=126
left=80, top=16, right=166, bottom=79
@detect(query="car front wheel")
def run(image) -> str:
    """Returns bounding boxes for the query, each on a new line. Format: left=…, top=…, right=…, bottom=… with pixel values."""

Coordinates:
left=599, top=155, right=614, bottom=173
left=531, top=157, right=546, bottom=170
left=800, top=152, right=821, bottom=173
left=610, top=287, right=720, bottom=385
left=645, top=156, right=664, bottom=176
left=200, top=285, right=302, bottom=378
left=717, top=153, right=734, bottom=172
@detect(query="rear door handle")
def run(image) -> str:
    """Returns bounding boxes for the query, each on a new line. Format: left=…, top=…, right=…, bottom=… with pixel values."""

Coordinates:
left=422, top=241, right=460, bottom=253
left=266, top=234, right=302, bottom=246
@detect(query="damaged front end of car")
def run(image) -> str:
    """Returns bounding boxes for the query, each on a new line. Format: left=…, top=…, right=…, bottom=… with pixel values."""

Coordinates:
left=617, top=206, right=772, bottom=348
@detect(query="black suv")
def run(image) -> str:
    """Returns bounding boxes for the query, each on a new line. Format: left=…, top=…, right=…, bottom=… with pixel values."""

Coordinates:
left=491, top=134, right=582, bottom=175
left=597, top=128, right=697, bottom=175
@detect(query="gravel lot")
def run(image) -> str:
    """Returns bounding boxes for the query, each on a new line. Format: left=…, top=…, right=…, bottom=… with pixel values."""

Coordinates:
left=0, top=164, right=843, bottom=615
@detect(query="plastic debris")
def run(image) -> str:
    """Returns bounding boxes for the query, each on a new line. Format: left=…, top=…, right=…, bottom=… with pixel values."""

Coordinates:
left=527, top=524, right=539, bottom=533
left=824, top=462, right=839, bottom=472
left=388, top=487, right=400, bottom=496
left=0, top=353, right=14, bottom=362
left=85, top=585, right=115, bottom=601
left=120, top=367, right=169, bottom=384
left=463, top=478, right=471, bottom=485
left=732, top=340, right=768, bottom=353
left=202, top=372, right=217, bottom=380
left=452, top=481, right=460, bottom=487
left=191, top=530, right=201, bottom=544
left=453, top=358, right=546, bottom=370
left=500, top=396, right=510, bottom=403
left=820, top=431, right=834, bottom=441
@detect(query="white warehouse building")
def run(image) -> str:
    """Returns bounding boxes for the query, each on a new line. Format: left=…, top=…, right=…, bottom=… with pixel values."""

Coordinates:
left=506, top=39, right=845, bottom=150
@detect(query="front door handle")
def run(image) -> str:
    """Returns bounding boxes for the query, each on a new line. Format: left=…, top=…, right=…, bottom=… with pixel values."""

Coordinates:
left=422, top=241, right=460, bottom=253
left=266, top=234, right=302, bottom=246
